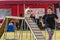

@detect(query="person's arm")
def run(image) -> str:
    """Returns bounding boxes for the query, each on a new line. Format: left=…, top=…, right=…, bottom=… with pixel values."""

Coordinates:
left=41, top=15, right=46, bottom=27
left=40, top=19, right=45, bottom=27
left=54, top=14, right=60, bottom=23
left=55, top=18, right=60, bottom=23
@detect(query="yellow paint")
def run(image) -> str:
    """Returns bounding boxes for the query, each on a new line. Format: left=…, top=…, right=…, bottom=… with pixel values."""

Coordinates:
left=0, top=30, right=60, bottom=40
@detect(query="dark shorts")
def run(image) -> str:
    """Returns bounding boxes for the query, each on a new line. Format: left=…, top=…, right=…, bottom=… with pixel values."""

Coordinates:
left=45, top=24, right=55, bottom=29
left=44, top=23, right=55, bottom=29
left=45, top=25, right=55, bottom=29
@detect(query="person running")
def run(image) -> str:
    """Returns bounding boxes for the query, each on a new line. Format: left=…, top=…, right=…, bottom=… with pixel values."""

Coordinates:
left=41, top=7, right=60, bottom=40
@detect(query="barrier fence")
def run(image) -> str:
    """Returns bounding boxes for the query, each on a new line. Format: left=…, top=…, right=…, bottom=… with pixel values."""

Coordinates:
left=0, top=16, right=59, bottom=40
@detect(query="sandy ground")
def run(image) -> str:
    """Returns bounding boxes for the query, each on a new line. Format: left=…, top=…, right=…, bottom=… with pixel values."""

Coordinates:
left=0, top=30, right=60, bottom=40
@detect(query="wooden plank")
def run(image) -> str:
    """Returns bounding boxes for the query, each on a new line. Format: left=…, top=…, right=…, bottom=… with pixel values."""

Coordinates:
left=0, top=18, right=11, bottom=38
left=5, top=16, right=25, bottom=19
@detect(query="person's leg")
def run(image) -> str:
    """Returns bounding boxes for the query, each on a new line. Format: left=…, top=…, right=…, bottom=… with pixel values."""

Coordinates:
left=32, top=17, right=35, bottom=22
left=46, top=27, right=54, bottom=40
left=49, top=30, right=54, bottom=40
left=31, top=16, right=35, bottom=22
left=33, top=17, right=35, bottom=22
left=36, top=19, right=38, bottom=25
left=35, top=19, right=36, bottom=23
left=51, top=30, right=54, bottom=38
left=37, top=19, right=39, bottom=26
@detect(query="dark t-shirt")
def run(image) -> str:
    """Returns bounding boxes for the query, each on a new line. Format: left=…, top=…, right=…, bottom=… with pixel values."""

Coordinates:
left=43, top=14, right=58, bottom=29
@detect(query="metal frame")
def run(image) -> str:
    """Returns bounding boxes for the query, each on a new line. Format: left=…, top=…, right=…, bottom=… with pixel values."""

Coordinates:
left=3, top=16, right=45, bottom=40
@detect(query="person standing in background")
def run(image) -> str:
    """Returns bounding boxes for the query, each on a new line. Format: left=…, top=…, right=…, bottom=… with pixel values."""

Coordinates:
left=35, top=11, right=40, bottom=26
left=16, top=20, right=20, bottom=30
left=19, top=14, right=23, bottom=26
left=30, top=10, right=35, bottom=22
left=7, top=20, right=15, bottom=32
left=25, top=7, right=31, bottom=17
left=19, top=14, right=23, bottom=30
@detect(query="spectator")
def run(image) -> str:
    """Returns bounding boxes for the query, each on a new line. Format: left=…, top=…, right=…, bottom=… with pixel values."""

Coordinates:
left=7, top=20, right=14, bottom=32
left=19, top=14, right=24, bottom=30
left=19, top=14, right=23, bottom=25
left=25, top=7, right=31, bottom=17
left=16, top=20, right=20, bottom=30
left=35, top=11, right=40, bottom=25
left=30, top=10, right=35, bottom=22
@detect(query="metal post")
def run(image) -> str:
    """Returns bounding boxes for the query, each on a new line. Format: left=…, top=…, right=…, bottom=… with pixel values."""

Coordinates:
left=19, top=24, right=21, bottom=40
left=30, top=30, right=31, bottom=40
left=19, top=19, right=24, bottom=40
left=31, top=33, right=35, bottom=40
left=31, top=32, right=32, bottom=40
left=22, top=19, right=24, bottom=40
left=45, top=29, right=46, bottom=40
left=20, top=20, right=23, bottom=40
left=14, top=23, right=15, bottom=40
left=14, top=22, right=18, bottom=40
left=33, top=34, right=34, bottom=40
left=54, top=22, right=56, bottom=40
left=26, top=22, right=28, bottom=40
left=19, top=19, right=22, bottom=40
left=21, top=19, right=24, bottom=40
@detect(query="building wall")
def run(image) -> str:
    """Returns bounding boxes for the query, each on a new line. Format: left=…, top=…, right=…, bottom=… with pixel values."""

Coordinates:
left=25, top=4, right=53, bottom=13
left=0, top=4, right=53, bottom=17
left=0, top=4, right=17, bottom=16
